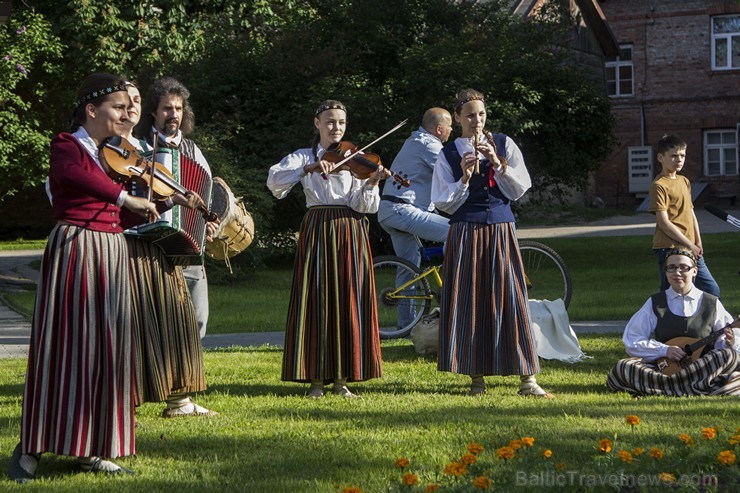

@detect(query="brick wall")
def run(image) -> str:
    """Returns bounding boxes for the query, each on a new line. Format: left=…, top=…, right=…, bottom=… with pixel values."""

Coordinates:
left=596, top=0, right=740, bottom=207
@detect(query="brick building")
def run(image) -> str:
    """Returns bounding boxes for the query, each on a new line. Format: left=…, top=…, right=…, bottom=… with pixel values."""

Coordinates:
left=596, top=0, right=740, bottom=208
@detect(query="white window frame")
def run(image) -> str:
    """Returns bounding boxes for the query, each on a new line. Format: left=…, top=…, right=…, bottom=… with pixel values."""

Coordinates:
left=711, top=14, right=740, bottom=70
left=605, top=44, right=634, bottom=97
left=703, top=129, right=738, bottom=176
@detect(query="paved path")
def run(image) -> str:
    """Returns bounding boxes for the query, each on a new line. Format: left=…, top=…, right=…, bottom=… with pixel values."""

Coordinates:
left=1, top=208, right=737, bottom=359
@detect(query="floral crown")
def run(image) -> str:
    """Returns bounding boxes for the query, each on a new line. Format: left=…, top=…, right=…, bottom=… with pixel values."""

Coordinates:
left=454, top=93, right=484, bottom=112
left=74, top=84, right=128, bottom=109
left=666, top=249, right=697, bottom=266
left=315, top=102, right=346, bottom=117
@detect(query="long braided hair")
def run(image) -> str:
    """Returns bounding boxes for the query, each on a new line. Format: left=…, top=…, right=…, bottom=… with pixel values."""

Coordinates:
left=453, top=89, right=508, bottom=175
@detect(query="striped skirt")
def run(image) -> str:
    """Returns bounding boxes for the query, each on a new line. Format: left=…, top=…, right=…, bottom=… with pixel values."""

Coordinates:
left=21, top=224, right=134, bottom=458
left=606, top=348, right=740, bottom=396
left=438, top=222, right=539, bottom=376
left=282, top=207, right=382, bottom=383
left=127, top=237, right=206, bottom=405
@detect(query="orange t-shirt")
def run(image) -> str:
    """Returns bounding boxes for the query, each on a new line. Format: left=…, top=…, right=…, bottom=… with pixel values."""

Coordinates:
left=648, top=174, right=695, bottom=249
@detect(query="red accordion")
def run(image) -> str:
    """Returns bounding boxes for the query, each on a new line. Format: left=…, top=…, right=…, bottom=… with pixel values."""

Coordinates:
left=125, top=146, right=212, bottom=264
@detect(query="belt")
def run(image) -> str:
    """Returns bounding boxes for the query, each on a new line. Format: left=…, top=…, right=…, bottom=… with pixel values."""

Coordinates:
left=381, top=195, right=411, bottom=205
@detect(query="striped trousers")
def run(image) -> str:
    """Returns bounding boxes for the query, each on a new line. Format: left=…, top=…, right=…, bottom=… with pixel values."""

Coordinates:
left=607, top=348, right=740, bottom=396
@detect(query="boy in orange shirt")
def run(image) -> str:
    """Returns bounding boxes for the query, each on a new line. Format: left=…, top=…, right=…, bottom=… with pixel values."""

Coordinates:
left=648, top=134, right=720, bottom=297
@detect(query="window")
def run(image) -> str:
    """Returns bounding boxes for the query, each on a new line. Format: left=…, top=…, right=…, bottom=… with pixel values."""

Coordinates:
left=712, top=15, right=740, bottom=70
left=704, top=130, right=738, bottom=176
left=605, top=44, right=633, bottom=97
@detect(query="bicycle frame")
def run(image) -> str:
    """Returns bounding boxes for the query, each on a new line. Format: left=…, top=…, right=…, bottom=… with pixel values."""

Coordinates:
left=383, top=265, right=442, bottom=301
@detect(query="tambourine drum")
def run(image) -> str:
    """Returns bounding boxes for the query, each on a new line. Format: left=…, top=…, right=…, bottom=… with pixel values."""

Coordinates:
left=205, top=177, right=255, bottom=262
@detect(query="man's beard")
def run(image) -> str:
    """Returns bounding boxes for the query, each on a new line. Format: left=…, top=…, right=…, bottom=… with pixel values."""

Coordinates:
left=159, top=119, right=179, bottom=136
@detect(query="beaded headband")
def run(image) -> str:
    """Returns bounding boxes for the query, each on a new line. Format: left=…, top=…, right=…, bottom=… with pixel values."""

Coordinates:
left=454, top=94, right=484, bottom=112
left=315, top=102, right=346, bottom=117
left=666, top=249, right=697, bottom=266
left=74, top=84, right=128, bottom=109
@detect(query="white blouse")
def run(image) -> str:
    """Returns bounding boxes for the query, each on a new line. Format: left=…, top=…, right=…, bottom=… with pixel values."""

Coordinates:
left=267, top=145, right=381, bottom=214
left=622, top=286, right=737, bottom=361
left=431, top=135, right=531, bottom=215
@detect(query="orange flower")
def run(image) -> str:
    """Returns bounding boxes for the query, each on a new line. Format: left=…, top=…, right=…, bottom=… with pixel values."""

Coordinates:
left=521, top=437, right=535, bottom=447
left=508, top=439, right=522, bottom=451
left=443, top=462, right=467, bottom=477
left=556, top=462, right=566, bottom=471
left=702, top=427, right=717, bottom=440
left=496, top=446, right=516, bottom=460
left=402, top=472, right=419, bottom=486
left=717, top=450, right=737, bottom=466
left=425, top=485, right=440, bottom=493
left=472, top=476, right=493, bottom=490
left=632, top=447, right=645, bottom=456
left=678, top=434, right=694, bottom=446
left=729, top=435, right=740, bottom=446
left=649, top=447, right=664, bottom=460
left=467, top=442, right=485, bottom=455
left=340, top=487, right=362, bottom=493
left=461, top=453, right=477, bottom=465
left=659, top=473, right=676, bottom=484
left=625, top=415, right=640, bottom=427
left=395, top=457, right=410, bottom=469
left=617, top=450, right=633, bottom=463
left=543, top=449, right=553, bottom=459
left=598, top=438, right=613, bottom=454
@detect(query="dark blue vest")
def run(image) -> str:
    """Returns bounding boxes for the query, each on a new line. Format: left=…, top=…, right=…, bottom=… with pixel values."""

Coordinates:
left=443, top=133, right=515, bottom=224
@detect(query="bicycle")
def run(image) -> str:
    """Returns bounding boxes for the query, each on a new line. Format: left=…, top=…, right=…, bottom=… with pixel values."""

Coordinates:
left=373, top=237, right=572, bottom=339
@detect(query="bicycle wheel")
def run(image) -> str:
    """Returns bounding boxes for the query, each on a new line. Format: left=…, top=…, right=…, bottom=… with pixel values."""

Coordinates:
left=518, top=240, right=573, bottom=309
left=373, top=255, right=433, bottom=339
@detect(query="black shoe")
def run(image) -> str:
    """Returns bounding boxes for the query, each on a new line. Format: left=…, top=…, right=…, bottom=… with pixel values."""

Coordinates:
left=8, top=443, right=35, bottom=483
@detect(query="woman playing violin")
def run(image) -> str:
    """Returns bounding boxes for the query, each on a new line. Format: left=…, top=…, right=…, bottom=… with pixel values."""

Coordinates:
left=9, top=73, right=160, bottom=482
left=267, top=100, right=391, bottom=398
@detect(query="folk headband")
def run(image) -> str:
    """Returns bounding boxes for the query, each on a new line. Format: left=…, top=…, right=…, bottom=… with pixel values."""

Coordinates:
left=315, top=102, right=346, bottom=117
left=74, top=84, right=128, bottom=109
left=454, top=93, right=484, bottom=113
left=666, top=249, right=697, bottom=266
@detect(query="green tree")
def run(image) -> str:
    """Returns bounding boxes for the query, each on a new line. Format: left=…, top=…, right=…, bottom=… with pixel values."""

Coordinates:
left=0, top=11, right=63, bottom=199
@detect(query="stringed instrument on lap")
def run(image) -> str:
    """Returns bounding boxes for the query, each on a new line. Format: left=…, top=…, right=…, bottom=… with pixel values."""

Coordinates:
left=657, top=317, right=740, bottom=376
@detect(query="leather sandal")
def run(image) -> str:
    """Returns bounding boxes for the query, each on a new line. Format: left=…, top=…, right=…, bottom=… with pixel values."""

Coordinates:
left=332, top=384, right=358, bottom=398
left=518, top=384, right=555, bottom=399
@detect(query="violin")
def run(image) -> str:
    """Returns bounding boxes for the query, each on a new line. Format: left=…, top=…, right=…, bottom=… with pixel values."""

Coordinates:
left=99, top=136, right=218, bottom=221
left=322, top=141, right=410, bottom=188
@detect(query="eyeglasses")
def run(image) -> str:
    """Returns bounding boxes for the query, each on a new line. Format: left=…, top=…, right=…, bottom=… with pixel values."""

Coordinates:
left=665, top=264, right=694, bottom=273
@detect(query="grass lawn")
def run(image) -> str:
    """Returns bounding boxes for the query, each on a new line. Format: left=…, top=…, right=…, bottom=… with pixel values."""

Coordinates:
left=209, top=232, right=740, bottom=333
left=1, top=337, right=738, bottom=492
left=3, top=233, right=739, bottom=334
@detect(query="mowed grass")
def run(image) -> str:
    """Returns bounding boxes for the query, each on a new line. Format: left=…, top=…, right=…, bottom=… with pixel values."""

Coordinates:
left=1, top=337, right=738, bottom=492
left=3, top=233, right=739, bottom=333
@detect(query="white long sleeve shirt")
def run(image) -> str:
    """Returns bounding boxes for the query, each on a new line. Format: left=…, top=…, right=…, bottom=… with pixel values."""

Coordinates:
left=266, top=145, right=380, bottom=214
left=622, top=286, right=737, bottom=361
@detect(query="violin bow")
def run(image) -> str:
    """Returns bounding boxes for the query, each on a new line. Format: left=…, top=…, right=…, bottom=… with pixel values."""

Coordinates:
left=146, top=133, right=159, bottom=221
left=322, top=118, right=409, bottom=178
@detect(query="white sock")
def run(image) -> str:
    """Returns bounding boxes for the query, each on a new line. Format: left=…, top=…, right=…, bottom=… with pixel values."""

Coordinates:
left=166, top=393, right=191, bottom=410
